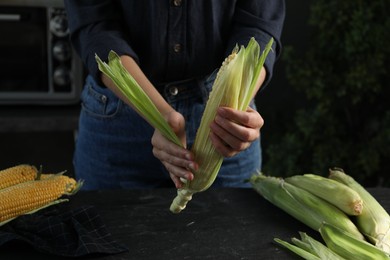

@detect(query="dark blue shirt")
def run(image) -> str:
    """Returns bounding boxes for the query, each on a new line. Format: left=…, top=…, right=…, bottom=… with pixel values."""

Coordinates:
left=64, top=0, right=285, bottom=87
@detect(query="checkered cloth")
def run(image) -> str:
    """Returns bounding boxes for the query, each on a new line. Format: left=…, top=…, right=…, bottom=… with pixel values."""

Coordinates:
left=0, top=205, right=128, bottom=257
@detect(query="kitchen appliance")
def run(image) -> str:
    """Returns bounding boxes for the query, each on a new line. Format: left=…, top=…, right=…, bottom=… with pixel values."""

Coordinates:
left=0, top=0, right=83, bottom=105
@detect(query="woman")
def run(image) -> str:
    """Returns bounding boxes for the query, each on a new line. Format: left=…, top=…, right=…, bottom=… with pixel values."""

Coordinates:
left=64, top=0, right=285, bottom=190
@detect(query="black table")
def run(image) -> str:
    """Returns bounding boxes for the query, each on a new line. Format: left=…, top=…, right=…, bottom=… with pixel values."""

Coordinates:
left=1, top=187, right=389, bottom=259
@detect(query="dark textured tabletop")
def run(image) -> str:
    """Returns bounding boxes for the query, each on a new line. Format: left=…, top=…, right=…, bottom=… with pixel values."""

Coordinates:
left=1, top=187, right=389, bottom=259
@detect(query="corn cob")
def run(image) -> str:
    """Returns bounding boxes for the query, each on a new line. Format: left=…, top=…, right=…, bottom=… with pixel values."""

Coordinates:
left=285, top=174, right=363, bottom=215
left=169, top=38, right=273, bottom=213
left=320, top=222, right=390, bottom=259
left=0, top=174, right=82, bottom=225
left=329, top=168, right=390, bottom=253
left=96, top=37, right=274, bottom=213
left=169, top=51, right=241, bottom=213
left=0, top=164, right=38, bottom=190
left=275, top=232, right=346, bottom=260
left=250, top=173, right=365, bottom=240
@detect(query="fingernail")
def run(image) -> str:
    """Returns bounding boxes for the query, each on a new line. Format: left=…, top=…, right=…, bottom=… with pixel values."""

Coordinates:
left=185, top=153, right=192, bottom=160
left=188, top=163, right=195, bottom=171
left=186, top=173, right=194, bottom=181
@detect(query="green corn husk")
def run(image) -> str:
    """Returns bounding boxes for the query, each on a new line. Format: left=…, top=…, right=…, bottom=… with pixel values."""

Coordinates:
left=170, top=38, right=273, bottom=213
left=285, top=174, right=363, bottom=216
left=274, top=238, right=321, bottom=260
left=96, top=37, right=274, bottom=213
left=329, top=168, right=390, bottom=253
left=96, top=52, right=182, bottom=147
left=275, top=232, right=346, bottom=260
left=250, top=173, right=365, bottom=240
left=320, top=222, right=390, bottom=260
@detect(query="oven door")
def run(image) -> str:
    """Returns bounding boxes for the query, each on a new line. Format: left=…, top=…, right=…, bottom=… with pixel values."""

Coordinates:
left=0, top=6, right=49, bottom=94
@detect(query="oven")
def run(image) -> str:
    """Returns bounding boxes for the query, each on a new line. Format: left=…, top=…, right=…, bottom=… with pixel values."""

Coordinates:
left=0, top=0, right=83, bottom=105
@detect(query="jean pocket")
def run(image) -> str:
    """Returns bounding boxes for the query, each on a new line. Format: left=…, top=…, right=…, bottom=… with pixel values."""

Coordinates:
left=81, top=75, right=121, bottom=118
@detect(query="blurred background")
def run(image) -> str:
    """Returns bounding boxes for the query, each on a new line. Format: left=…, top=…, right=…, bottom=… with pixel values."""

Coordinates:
left=0, top=0, right=389, bottom=186
left=258, top=0, right=390, bottom=186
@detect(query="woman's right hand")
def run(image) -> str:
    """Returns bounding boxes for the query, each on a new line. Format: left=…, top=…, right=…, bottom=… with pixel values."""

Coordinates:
left=151, top=110, right=198, bottom=189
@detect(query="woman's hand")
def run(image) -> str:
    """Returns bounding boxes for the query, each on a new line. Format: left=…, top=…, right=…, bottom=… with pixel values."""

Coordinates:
left=209, top=106, right=264, bottom=158
left=151, top=110, right=198, bottom=189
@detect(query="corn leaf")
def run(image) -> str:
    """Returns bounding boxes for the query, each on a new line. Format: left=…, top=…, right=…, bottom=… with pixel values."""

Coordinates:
left=96, top=52, right=182, bottom=147
left=274, top=238, right=322, bottom=260
left=250, top=173, right=365, bottom=240
left=329, top=168, right=390, bottom=253
left=275, top=231, right=346, bottom=259
left=170, top=38, right=274, bottom=213
left=320, top=222, right=390, bottom=260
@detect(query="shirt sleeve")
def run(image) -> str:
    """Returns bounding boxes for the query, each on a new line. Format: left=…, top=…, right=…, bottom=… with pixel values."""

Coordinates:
left=64, top=0, right=137, bottom=84
left=226, top=0, right=286, bottom=88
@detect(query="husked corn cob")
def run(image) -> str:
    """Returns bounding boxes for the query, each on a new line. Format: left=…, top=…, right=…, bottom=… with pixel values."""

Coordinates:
left=329, top=168, right=390, bottom=254
left=0, top=164, right=38, bottom=190
left=285, top=174, right=363, bottom=215
left=0, top=174, right=82, bottom=225
left=320, top=222, right=390, bottom=259
left=250, top=173, right=365, bottom=240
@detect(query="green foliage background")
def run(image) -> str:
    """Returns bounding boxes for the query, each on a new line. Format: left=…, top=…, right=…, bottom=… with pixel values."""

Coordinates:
left=262, top=0, right=390, bottom=186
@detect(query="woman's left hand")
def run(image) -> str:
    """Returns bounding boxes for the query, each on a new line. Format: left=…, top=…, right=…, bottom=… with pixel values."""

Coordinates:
left=209, top=106, right=264, bottom=158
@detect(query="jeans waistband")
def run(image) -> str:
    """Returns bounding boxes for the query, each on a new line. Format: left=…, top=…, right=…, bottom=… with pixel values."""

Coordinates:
left=156, top=77, right=205, bottom=104
left=157, top=77, right=197, bottom=92
left=156, top=70, right=218, bottom=104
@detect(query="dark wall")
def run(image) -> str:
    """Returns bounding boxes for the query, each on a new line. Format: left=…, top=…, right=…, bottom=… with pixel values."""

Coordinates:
left=0, top=131, right=76, bottom=176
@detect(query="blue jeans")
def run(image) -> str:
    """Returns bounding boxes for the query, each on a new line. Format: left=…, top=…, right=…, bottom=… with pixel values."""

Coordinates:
left=74, top=73, right=261, bottom=190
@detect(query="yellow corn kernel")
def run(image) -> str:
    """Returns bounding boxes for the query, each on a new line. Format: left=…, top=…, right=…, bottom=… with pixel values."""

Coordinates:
left=0, top=174, right=80, bottom=224
left=0, top=164, right=38, bottom=190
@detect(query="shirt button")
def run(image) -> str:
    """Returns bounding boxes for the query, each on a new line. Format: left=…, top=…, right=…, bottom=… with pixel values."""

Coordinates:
left=169, top=86, right=179, bottom=96
left=173, top=0, right=182, bottom=7
left=173, top=43, right=181, bottom=53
